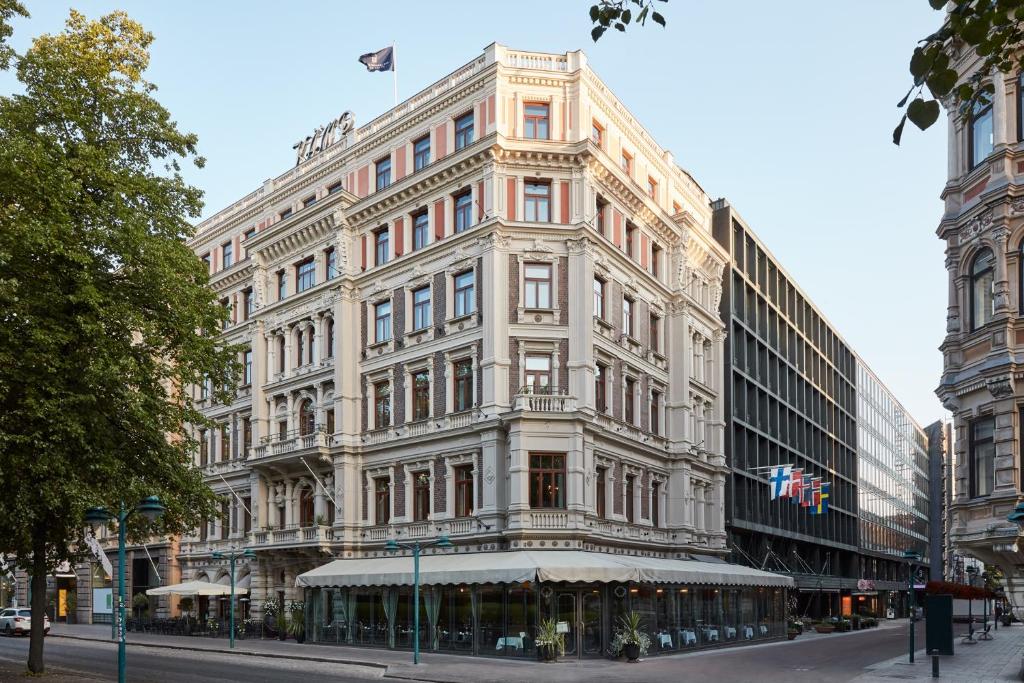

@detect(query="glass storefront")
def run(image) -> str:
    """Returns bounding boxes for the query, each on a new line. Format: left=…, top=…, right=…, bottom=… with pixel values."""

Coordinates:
left=305, top=582, right=787, bottom=657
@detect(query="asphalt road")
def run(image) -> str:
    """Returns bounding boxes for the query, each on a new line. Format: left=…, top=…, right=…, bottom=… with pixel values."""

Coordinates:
left=0, top=635, right=398, bottom=682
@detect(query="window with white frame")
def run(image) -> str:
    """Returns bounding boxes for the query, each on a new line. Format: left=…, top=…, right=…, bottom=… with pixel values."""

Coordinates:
left=454, top=270, right=475, bottom=317
left=374, top=301, right=392, bottom=343
left=413, top=210, right=429, bottom=251
left=373, top=380, right=391, bottom=428
left=525, top=354, right=551, bottom=393
left=454, top=358, right=473, bottom=411
left=524, top=263, right=552, bottom=309
left=454, top=191, right=472, bottom=233
left=412, top=286, right=431, bottom=331
left=412, top=370, right=430, bottom=421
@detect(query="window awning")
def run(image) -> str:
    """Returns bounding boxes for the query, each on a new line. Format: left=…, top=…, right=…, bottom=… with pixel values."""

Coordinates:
left=295, top=550, right=793, bottom=589
left=146, top=580, right=234, bottom=597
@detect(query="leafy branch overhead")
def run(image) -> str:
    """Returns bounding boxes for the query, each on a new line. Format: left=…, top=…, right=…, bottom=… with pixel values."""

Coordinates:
left=589, top=0, right=667, bottom=41
left=894, top=0, right=1024, bottom=145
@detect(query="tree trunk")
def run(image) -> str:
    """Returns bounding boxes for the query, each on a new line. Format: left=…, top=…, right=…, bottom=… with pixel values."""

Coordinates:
left=27, top=538, right=47, bottom=674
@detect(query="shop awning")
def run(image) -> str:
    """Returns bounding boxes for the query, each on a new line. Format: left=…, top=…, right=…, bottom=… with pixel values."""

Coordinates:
left=145, top=580, right=235, bottom=596
left=296, top=550, right=793, bottom=589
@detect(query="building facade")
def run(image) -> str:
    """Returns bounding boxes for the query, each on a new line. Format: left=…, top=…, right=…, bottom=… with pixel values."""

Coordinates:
left=936, top=43, right=1024, bottom=609
left=713, top=200, right=931, bottom=619
left=176, top=45, right=790, bottom=657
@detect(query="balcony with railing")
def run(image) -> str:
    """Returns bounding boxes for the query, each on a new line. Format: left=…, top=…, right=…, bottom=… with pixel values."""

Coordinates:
left=512, top=387, right=577, bottom=413
left=594, top=412, right=668, bottom=451
left=251, top=427, right=332, bottom=464
left=361, top=410, right=480, bottom=447
left=249, top=525, right=334, bottom=549
left=360, top=517, right=490, bottom=545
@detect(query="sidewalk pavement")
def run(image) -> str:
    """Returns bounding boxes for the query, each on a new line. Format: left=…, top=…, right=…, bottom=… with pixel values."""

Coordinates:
left=854, top=621, right=1024, bottom=682
left=49, top=620, right=911, bottom=683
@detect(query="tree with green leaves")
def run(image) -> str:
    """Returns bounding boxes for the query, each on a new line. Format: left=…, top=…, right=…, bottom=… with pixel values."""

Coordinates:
left=589, top=0, right=667, bottom=41
left=0, top=4, right=236, bottom=674
left=894, top=0, right=1024, bottom=144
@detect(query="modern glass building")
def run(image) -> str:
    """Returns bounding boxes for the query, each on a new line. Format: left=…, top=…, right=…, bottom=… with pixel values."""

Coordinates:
left=712, top=199, right=930, bottom=619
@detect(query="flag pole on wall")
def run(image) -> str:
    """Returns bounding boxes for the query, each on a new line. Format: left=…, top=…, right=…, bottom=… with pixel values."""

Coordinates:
left=392, top=41, right=398, bottom=107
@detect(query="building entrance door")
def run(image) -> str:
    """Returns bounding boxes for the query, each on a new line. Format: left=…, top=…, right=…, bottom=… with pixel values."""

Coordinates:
left=554, top=589, right=604, bottom=658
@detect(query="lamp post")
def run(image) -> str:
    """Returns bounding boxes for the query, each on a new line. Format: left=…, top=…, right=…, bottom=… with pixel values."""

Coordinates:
left=981, top=571, right=990, bottom=636
left=212, top=547, right=255, bottom=649
left=965, top=564, right=977, bottom=643
left=385, top=535, right=453, bottom=664
left=85, top=497, right=165, bottom=683
left=901, top=549, right=921, bottom=664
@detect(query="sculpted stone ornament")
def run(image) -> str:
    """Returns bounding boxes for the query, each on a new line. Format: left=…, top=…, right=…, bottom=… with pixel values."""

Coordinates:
left=958, top=210, right=993, bottom=243
left=987, top=376, right=1015, bottom=399
left=1011, top=196, right=1024, bottom=215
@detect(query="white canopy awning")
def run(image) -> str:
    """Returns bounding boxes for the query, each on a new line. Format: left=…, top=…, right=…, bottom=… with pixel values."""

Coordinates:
left=236, top=573, right=251, bottom=590
left=145, top=580, right=235, bottom=597
left=296, top=550, right=792, bottom=589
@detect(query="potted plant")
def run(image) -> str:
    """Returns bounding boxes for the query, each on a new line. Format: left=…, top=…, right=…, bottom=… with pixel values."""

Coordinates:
left=132, top=593, right=150, bottom=621
left=786, top=627, right=799, bottom=640
left=814, top=621, right=835, bottom=634
left=287, top=601, right=305, bottom=644
left=314, top=514, right=327, bottom=527
left=178, top=596, right=194, bottom=635
left=611, top=611, right=651, bottom=662
left=535, top=618, right=565, bottom=662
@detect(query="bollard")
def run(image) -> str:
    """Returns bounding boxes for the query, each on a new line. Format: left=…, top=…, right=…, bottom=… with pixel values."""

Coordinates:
left=932, top=655, right=939, bottom=678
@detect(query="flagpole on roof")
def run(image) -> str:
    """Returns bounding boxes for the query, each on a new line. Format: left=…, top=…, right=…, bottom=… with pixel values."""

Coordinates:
left=392, top=41, right=398, bottom=107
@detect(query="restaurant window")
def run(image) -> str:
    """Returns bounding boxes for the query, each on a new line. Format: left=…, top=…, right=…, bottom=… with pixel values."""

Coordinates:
left=529, top=453, right=565, bottom=508
left=596, top=466, right=606, bottom=518
left=624, top=376, right=636, bottom=424
left=296, top=258, right=315, bottom=292
left=413, top=210, right=429, bottom=250
left=524, top=263, right=552, bottom=308
left=455, top=465, right=474, bottom=517
left=651, top=390, right=661, bottom=435
left=374, top=478, right=391, bottom=524
left=454, top=270, right=475, bottom=317
left=374, top=301, right=392, bottom=343
left=412, top=286, right=431, bottom=331
left=625, top=474, right=635, bottom=523
left=374, top=227, right=389, bottom=266
left=524, top=103, right=549, bottom=140
left=969, top=415, right=995, bottom=498
left=623, top=296, right=634, bottom=338
left=593, top=277, right=605, bottom=319
left=412, top=370, right=430, bottom=421
left=277, top=270, right=286, bottom=301
left=373, top=381, right=391, bottom=428
left=325, top=247, right=337, bottom=279
left=621, top=150, right=633, bottom=176
left=375, top=156, right=391, bottom=191
left=454, top=358, right=473, bottom=412
left=243, top=349, right=253, bottom=385
left=413, top=472, right=430, bottom=521
left=524, top=354, right=551, bottom=393
left=969, top=96, right=994, bottom=170
left=455, top=111, right=474, bottom=150
left=413, top=135, right=431, bottom=171
left=591, top=120, right=603, bottom=147
left=524, top=181, right=550, bottom=222
left=651, top=481, right=661, bottom=527
left=222, top=242, right=233, bottom=269
left=595, top=362, right=607, bottom=413
left=454, top=191, right=473, bottom=232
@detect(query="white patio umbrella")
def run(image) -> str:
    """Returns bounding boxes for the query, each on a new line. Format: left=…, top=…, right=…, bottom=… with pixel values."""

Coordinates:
left=145, top=580, right=234, bottom=596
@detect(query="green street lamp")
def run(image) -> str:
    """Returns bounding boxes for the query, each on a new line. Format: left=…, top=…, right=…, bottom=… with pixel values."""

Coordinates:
left=385, top=534, right=453, bottom=664
left=211, top=547, right=256, bottom=649
left=85, top=496, right=165, bottom=683
left=901, top=549, right=921, bottom=664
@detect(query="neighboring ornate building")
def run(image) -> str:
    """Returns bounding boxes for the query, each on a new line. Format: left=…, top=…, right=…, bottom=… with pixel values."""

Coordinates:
left=936, top=44, right=1024, bottom=608
left=172, top=45, right=789, bottom=657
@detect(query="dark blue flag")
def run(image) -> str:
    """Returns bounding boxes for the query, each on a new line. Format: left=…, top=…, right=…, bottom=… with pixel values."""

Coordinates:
left=359, top=46, right=394, bottom=72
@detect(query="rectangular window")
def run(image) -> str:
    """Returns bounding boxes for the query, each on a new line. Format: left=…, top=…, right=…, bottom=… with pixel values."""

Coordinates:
left=625, top=475, right=635, bottom=523
left=277, top=271, right=286, bottom=301
left=596, top=466, right=606, bottom=518
left=220, top=424, right=230, bottom=462
left=455, top=111, right=474, bottom=150
left=413, top=472, right=430, bottom=521
left=374, top=477, right=390, bottom=524
left=243, top=288, right=253, bottom=320
left=327, top=319, right=334, bottom=358
left=454, top=191, right=473, bottom=232
left=595, top=197, right=607, bottom=236
left=651, top=390, right=661, bottom=435
left=595, top=363, right=607, bottom=413
left=529, top=453, right=565, bottom=508
left=242, top=418, right=252, bottom=452
left=624, top=376, right=636, bottom=424
left=296, top=258, right=315, bottom=292
left=327, top=181, right=342, bottom=195
left=454, top=270, right=475, bottom=317
left=244, top=349, right=253, bottom=385
left=970, top=98, right=994, bottom=170
left=374, top=301, right=392, bottom=343
left=625, top=223, right=636, bottom=258
left=525, top=354, right=551, bottom=393
left=375, top=156, right=391, bottom=191
left=374, top=227, right=389, bottom=265
left=414, top=135, right=431, bottom=171
left=222, top=242, right=233, bottom=269
left=220, top=297, right=231, bottom=330
left=303, top=194, right=317, bottom=209
left=243, top=228, right=256, bottom=259
left=591, top=120, right=603, bottom=147
left=374, top=381, right=391, bottom=428
left=651, top=481, right=660, bottom=527
left=412, top=286, right=431, bottom=331
left=413, top=211, right=429, bottom=250
left=524, top=181, right=550, bottom=222
left=201, top=253, right=211, bottom=273
left=594, top=277, right=605, bottom=319
left=454, top=358, right=473, bottom=412
left=647, top=176, right=658, bottom=200
left=279, top=208, right=293, bottom=220
left=199, top=429, right=208, bottom=466
left=623, top=296, right=634, bottom=338
left=649, top=314, right=659, bottom=353
left=325, top=247, right=337, bottom=279
left=412, top=370, right=430, bottom=421
left=455, top=465, right=474, bottom=517
left=651, top=242, right=662, bottom=277
left=621, top=150, right=632, bottom=175
left=524, top=263, right=552, bottom=309
left=524, top=103, right=549, bottom=140
left=969, top=416, right=995, bottom=497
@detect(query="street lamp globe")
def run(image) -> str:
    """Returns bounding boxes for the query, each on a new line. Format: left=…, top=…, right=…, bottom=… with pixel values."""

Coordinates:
left=385, top=539, right=400, bottom=552
left=136, top=496, right=165, bottom=522
left=435, top=535, right=453, bottom=549
left=1008, top=501, right=1024, bottom=530
left=84, top=507, right=112, bottom=528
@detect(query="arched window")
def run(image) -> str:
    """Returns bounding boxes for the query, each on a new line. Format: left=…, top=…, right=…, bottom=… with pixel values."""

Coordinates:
left=299, top=399, right=315, bottom=436
left=969, top=96, right=994, bottom=170
left=299, top=487, right=315, bottom=527
left=971, top=248, right=995, bottom=330
left=327, top=319, right=335, bottom=358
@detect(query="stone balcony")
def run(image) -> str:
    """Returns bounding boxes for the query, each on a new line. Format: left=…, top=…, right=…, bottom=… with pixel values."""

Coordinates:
left=360, top=517, right=489, bottom=544
left=251, top=429, right=332, bottom=464
left=362, top=410, right=478, bottom=446
left=250, top=525, right=335, bottom=550
left=512, top=390, right=578, bottom=413
left=593, top=413, right=668, bottom=451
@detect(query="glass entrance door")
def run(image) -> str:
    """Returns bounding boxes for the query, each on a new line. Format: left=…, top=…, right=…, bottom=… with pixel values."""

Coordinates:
left=554, top=589, right=604, bottom=658
left=581, top=589, right=603, bottom=655
left=555, top=592, right=577, bottom=656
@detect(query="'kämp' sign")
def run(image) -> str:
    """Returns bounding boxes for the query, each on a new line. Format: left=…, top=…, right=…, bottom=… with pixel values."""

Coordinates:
left=293, top=111, right=355, bottom=166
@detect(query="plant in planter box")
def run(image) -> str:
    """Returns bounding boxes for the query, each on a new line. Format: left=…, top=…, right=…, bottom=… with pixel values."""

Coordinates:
left=610, top=611, right=651, bottom=662
left=788, top=618, right=804, bottom=634
left=536, top=618, right=565, bottom=662
left=287, top=601, right=305, bottom=643
left=814, top=621, right=835, bottom=634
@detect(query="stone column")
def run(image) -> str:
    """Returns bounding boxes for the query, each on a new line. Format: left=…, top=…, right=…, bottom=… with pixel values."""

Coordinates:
left=284, top=480, right=295, bottom=527
left=993, top=225, right=1011, bottom=313
left=994, top=69, right=1009, bottom=148
left=946, top=252, right=961, bottom=332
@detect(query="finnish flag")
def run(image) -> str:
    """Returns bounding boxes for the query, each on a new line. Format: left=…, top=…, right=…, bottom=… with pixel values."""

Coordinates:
left=359, top=46, right=395, bottom=72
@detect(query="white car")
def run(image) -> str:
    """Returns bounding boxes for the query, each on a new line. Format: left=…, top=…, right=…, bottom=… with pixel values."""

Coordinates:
left=0, top=608, right=50, bottom=636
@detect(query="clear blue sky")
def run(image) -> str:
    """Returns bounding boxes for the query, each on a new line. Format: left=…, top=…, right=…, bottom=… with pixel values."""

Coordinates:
left=2, top=1, right=949, bottom=426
